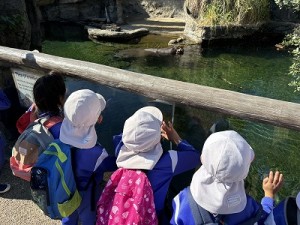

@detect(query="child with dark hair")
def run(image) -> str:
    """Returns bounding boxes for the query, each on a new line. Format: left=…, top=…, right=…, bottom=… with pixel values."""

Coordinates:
left=33, top=72, right=66, bottom=118
left=11, top=73, right=67, bottom=181
left=16, top=72, right=66, bottom=136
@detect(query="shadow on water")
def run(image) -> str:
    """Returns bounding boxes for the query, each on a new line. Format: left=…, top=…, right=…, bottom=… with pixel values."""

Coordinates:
left=42, top=34, right=300, bottom=202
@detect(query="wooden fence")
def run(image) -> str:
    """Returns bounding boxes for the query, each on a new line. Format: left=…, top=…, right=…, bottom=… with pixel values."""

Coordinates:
left=0, top=46, right=300, bottom=131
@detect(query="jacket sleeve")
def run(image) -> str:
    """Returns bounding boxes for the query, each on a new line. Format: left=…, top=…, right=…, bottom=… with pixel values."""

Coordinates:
left=258, top=197, right=275, bottom=225
left=170, top=188, right=195, bottom=225
left=113, top=134, right=123, bottom=157
left=172, top=140, right=201, bottom=175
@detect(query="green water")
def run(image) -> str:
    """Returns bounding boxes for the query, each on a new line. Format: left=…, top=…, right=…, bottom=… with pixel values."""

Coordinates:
left=43, top=35, right=300, bottom=203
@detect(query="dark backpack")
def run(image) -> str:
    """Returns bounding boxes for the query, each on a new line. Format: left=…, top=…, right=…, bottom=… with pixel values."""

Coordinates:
left=273, top=197, right=299, bottom=225
left=186, top=187, right=264, bottom=225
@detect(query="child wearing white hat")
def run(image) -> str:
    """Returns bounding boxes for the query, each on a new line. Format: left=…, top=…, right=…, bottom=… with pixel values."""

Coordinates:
left=171, top=130, right=284, bottom=225
left=113, top=106, right=201, bottom=222
left=60, top=89, right=117, bottom=225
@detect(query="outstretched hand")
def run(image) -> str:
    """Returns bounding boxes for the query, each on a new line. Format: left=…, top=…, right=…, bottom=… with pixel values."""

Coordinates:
left=262, top=171, right=284, bottom=198
left=161, top=121, right=182, bottom=145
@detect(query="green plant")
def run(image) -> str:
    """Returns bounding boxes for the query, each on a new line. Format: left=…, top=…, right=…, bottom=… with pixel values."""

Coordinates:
left=190, top=0, right=269, bottom=26
left=281, top=27, right=300, bottom=91
left=275, top=0, right=300, bottom=11
left=276, top=1, right=300, bottom=91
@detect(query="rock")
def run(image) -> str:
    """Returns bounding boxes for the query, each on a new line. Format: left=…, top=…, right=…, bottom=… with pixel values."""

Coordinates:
left=59, top=0, right=84, bottom=3
left=87, top=26, right=149, bottom=42
left=275, top=43, right=285, bottom=51
left=168, top=39, right=178, bottom=45
left=101, top=24, right=121, bottom=32
left=177, top=37, right=185, bottom=42
left=36, top=0, right=55, bottom=6
left=168, top=36, right=185, bottom=46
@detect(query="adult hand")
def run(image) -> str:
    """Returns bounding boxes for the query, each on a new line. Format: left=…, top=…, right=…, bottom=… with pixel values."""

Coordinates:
left=262, top=171, right=284, bottom=198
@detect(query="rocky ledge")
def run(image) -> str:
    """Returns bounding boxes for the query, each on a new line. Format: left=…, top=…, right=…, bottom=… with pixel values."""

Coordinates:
left=86, top=25, right=149, bottom=42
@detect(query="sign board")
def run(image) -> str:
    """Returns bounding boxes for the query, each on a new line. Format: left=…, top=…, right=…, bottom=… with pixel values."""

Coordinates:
left=11, top=68, right=43, bottom=108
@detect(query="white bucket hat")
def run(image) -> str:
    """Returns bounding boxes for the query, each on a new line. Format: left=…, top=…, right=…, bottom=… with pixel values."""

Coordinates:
left=116, top=106, right=163, bottom=170
left=190, top=130, right=254, bottom=214
left=60, top=89, right=106, bottom=149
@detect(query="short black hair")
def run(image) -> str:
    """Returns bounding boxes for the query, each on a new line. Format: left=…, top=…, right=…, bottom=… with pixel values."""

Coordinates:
left=33, top=72, right=66, bottom=115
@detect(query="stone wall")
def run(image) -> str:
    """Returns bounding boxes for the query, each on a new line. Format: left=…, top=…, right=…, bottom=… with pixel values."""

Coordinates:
left=40, top=0, right=108, bottom=22
left=0, top=0, right=31, bottom=50
left=123, top=0, right=184, bottom=18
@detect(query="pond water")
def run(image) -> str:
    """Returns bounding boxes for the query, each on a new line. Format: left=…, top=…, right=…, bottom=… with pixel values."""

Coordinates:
left=43, top=34, right=299, bottom=203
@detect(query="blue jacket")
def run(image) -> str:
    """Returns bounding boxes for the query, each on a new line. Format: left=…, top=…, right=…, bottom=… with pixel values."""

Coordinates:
left=48, top=122, right=61, bottom=139
left=114, top=134, right=201, bottom=217
left=171, top=187, right=274, bottom=225
left=72, top=143, right=117, bottom=190
left=62, top=142, right=117, bottom=225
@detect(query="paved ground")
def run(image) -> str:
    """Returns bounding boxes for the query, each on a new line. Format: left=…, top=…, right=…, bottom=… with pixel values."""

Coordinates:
left=0, top=160, right=61, bottom=225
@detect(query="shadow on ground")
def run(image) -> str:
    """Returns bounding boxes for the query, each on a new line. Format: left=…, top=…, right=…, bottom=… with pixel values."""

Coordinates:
left=0, top=160, right=32, bottom=200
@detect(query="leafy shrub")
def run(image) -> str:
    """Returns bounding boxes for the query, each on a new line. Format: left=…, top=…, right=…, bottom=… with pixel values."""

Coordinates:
left=276, top=1, right=300, bottom=91
left=274, top=0, right=300, bottom=11
left=186, top=0, right=269, bottom=26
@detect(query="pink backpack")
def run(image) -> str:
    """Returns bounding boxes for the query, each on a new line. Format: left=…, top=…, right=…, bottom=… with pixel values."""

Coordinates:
left=96, top=168, right=158, bottom=225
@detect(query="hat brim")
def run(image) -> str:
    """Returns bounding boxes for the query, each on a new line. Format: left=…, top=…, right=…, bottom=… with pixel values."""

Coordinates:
left=96, top=93, right=106, bottom=112
left=60, top=118, right=97, bottom=149
left=116, top=143, right=163, bottom=170
left=190, top=166, right=247, bottom=214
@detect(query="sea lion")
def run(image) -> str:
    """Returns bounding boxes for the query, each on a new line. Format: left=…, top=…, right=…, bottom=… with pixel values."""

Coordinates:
left=144, top=46, right=184, bottom=55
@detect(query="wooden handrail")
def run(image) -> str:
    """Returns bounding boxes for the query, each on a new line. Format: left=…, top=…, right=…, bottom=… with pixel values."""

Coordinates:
left=1, top=45, right=300, bottom=131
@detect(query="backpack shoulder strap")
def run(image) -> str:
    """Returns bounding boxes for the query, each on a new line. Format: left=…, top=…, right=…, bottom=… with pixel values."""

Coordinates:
left=187, top=186, right=219, bottom=225
left=238, top=204, right=264, bottom=225
left=43, top=116, right=63, bottom=129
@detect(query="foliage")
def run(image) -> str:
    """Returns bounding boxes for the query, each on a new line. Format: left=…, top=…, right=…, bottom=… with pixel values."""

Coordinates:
left=276, top=1, right=300, bottom=91
left=274, top=0, right=300, bottom=11
left=282, top=26, right=300, bottom=91
left=0, top=14, right=23, bottom=32
left=187, top=0, right=269, bottom=26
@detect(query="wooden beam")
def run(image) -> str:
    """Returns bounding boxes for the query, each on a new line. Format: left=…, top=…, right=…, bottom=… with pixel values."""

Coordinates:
left=1, top=45, right=300, bottom=130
